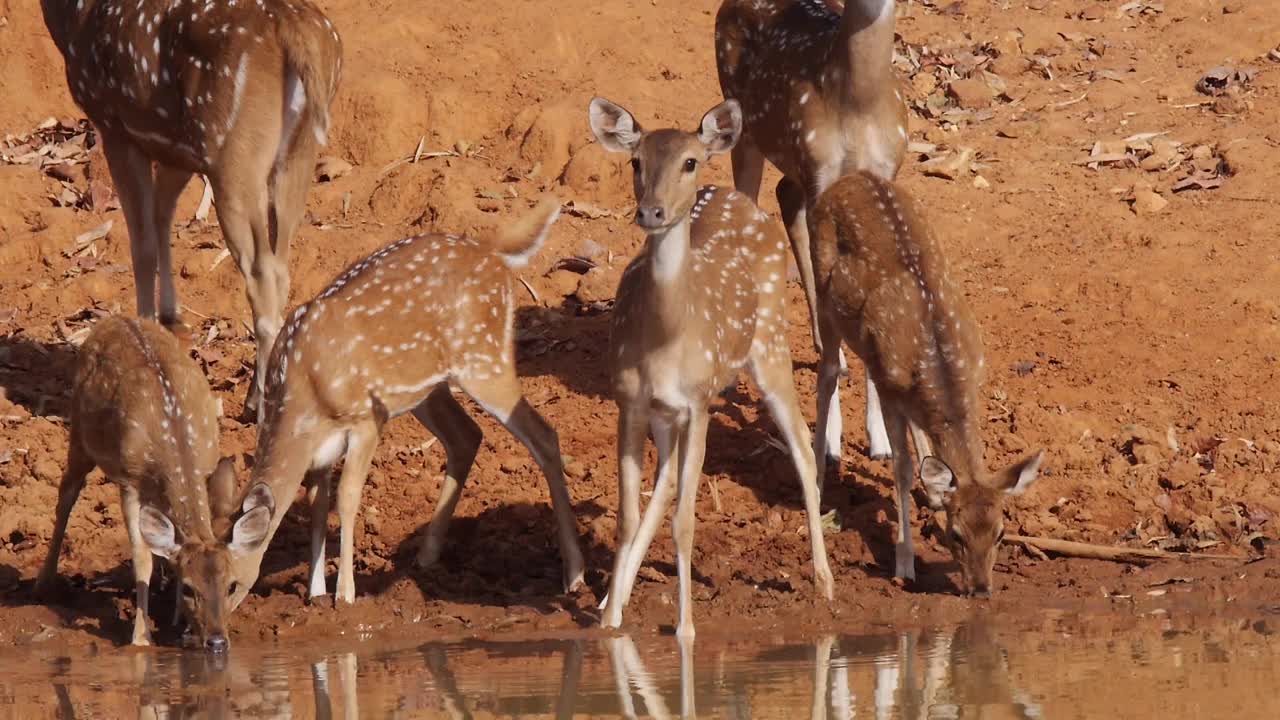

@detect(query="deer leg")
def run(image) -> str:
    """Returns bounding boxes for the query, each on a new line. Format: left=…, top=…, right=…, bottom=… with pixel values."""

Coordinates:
left=601, top=400, right=648, bottom=627
left=332, top=421, right=379, bottom=605
left=778, top=178, right=847, bottom=464
left=410, top=385, right=482, bottom=568
left=731, top=140, right=765, bottom=203
left=34, top=432, right=95, bottom=596
left=119, top=484, right=155, bottom=646
left=812, top=314, right=844, bottom=500
left=601, top=413, right=677, bottom=622
left=307, top=467, right=333, bottom=600
left=811, top=635, right=835, bottom=720
left=678, top=633, right=696, bottom=719
left=864, top=373, right=893, bottom=460
left=267, top=122, right=321, bottom=336
left=151, top=164, right=194, bottom=334
left=750, top=347, right=835, bottom=601
left=100, top=134, right=160, bottom=320
left=885, top=411, right=916, bottom=581
left=461, top=375, right=584, bottom=593
left=672, top=408, right=708, bottom=641
left=211, top=176, right=283, bottom=424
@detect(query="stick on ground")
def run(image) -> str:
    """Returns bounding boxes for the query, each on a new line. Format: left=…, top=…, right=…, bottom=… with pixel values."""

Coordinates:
left=1006, top=534, right=1241, bottom=564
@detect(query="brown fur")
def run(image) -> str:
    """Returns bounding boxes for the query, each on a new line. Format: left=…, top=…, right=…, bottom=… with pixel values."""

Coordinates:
left=35, top=317, right=272, bottom=649
left=809, top=172, right=1044, bottom=596
left=224, top=199, right=584, bottom=609
left=39, top=0, right=344, bottom=418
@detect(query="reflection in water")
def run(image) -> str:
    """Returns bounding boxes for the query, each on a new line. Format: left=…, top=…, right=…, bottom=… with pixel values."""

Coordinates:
left=6, top=613, right=1280, bottom=718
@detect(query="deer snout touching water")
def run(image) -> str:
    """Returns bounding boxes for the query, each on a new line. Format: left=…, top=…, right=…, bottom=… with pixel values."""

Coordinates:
left=35, top=316, right=275, bottom=649
left=808, top=172, right=1044, bottom=596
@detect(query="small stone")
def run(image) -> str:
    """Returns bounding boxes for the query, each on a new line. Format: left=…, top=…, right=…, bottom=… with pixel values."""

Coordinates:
left=1131, top=444, right=1164, bottom=466
left=948, top=77, right=993, bottom=109
left=912, top=72, right=939, bottom=97
left=1000, top=433, right=1028, bottom=453
left=972, top=175, right=991, bottom=190
left=547, top=270, right=580, bottom=298
left=564, top=460, right=588, bottom=481
left=574, top=267, right=614, bottom=304
left=1131, top=187, right=1168, bottom=215
left=32, top=458, right=61, bottom=485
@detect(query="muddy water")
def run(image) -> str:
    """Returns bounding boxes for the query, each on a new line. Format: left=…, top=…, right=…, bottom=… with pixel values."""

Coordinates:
left=1, top=610, right=1278, bottom=718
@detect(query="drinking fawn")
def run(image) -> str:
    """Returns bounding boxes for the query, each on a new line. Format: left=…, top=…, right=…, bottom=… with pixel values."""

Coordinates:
left=39, top=0, right=343, bottom=419
left=716, top=0, right=911, bottom=464
left=808, top=171, right=1044, bottom=595
left=588, top=96, right=834, bottom=638
left=35, top=316, right=275, bottom=650
left=221, top=198, right=584, bottom=609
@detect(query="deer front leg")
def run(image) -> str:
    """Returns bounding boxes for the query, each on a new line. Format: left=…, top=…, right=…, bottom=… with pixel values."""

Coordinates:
left=601, top=401, right=647, bottom=627
left=410, top=386, right=482, bottom=568
left=151, top=164, right=194, bottom=334
left=307, top=467, right=333, bottom=600
left=672, top=409, right=709, bottom=641
left=34, top=434, right=94, bottom=596
left=120, top=484, right=155, bottom=646
left=333, top=422, right=379, bottom=605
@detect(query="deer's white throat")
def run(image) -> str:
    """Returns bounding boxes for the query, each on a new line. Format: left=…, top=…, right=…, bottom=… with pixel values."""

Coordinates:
left=647, top=217, right=691, bottom=285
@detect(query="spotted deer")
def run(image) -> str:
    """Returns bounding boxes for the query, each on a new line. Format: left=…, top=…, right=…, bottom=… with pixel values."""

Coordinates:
left=808, top=171, right=1043, bottom=594
left=588, top=97, right=834, bottom=638
left=39, top=0, right=344, bottom=420
left=716, top=0, right=912, bottom=466
left=221, top=198, right=584, bottom=609
left=34, top=316, right=275, bottom=650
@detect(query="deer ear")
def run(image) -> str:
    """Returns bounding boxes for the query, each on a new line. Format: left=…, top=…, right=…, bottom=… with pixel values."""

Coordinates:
left=228, top=506, right=271, bottom=557
left=241, top=482, right=275, bottom=515
left=588, top=97, right=643, bottom=153
left=997, top=450, right=1044, bottom=497
left=919, top=456, right=957, bottom=503
left=138, top=506, right=180, bottom=560
left=697, top=99, right=743, bottom=155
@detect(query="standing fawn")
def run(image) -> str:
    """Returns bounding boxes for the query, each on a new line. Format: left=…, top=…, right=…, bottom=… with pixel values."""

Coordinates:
left=35, top=316, right=275, bottom=650
left=40, top=0, right=344, bottom=419
left=588, top=97, right=834, bottom=639
left=808, top=171, right=1043, bottom=594
left=716, top=0, right=912, bottom=465
left=221, top=198, right=584, bottom=609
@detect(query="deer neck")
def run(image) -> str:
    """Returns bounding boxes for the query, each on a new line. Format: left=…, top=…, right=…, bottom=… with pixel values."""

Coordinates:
left=249, top=403, right=324, bottom=546
left=642, top=217, right=694, bottom=337
left=831, top=0, right=897, bottom=111
left=929, top=418, right=986, bottom=487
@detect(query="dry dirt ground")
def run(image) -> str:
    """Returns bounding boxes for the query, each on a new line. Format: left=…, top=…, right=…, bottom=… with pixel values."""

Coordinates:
left=0, top=0, right=1278, bottom=649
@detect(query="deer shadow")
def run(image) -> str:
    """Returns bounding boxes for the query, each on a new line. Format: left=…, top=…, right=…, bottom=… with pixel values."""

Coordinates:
left=0, top=334, right=78, bottom=419
left=513, top=304, right=614, bottom=402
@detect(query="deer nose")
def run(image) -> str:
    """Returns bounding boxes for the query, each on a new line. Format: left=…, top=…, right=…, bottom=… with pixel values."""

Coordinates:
left=635, top=206, right=666, bottom=229
left=205, top=634, right=229, bottom=653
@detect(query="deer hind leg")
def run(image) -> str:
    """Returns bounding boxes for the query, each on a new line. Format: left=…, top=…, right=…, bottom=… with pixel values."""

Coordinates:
left=211, top=174, right=284, bottom=422
left=119, top=484, right=155, bottom=646
left=34, top=431, right=95, bottom=596
left=333, top=420, right=380, bottom=605
left=749, top=343, right=835, bottom=601
left=410, top=385, right=482, bottom=569
left=812, top=313, right=844, bottom=501
left=459, top=373, right=585, bottom=593
left=778, top=178, right=848, bottom=464
left=885, top=410, right=916, bottom=581
left=100, top=134, right=160, bottom=320
left=601, top=411, right=678, bottom=624
left=151, top=164, right=194, bottom=335
left=267, top=117, right=322, bottom=339
left=671, top=407, right=709, bottom=641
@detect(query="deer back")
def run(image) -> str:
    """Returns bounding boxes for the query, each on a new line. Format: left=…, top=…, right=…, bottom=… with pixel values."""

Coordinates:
left=44, top=0, right=342, bottom=172
left=810, top=171, right=984, bottom=436
left=73, top=316, right=221, bottom=541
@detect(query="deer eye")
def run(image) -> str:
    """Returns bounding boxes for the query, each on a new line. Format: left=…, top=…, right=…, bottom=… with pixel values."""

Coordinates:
left=948, top=528, right=964, bottom=547
left=683, top=158, right=697, bottom=172
left=228, top=581, right=240, bottom=597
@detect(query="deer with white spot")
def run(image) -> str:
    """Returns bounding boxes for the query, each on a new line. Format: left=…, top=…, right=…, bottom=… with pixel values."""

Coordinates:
left=222, top=198, right=584, bottom=609
left=35, top=316, right=275, bottom=650
left=808, top=171, right=1044, bottom=594
left=588, top=97, right=834, bottom=639
left=716, top=0, right=914, bottom=467
left=40, top=0, right=344, bottom=420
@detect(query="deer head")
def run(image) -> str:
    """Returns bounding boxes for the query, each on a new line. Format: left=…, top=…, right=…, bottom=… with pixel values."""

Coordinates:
left=921, top=450, right=1043, bottom=597
left=588, top=96, right=743, bottom=231
left=138, top=460, right=275, bottom=652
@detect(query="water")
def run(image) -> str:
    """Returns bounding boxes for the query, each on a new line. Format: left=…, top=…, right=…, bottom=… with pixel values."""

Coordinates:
left=2, top=610, right=1279, bottom=718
